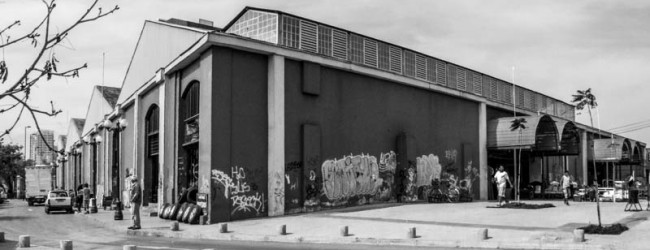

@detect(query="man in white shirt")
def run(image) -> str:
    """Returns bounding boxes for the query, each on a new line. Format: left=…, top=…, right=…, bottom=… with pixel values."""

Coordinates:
left=493, top=166, right=512, bottom=207
left=559, top=171, right=572, bottom=206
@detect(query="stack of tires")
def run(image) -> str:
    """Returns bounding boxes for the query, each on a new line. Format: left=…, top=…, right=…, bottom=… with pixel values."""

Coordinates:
left=158, top=202, right=203, bottom=224
left=158, top=188, right=202, bottom=224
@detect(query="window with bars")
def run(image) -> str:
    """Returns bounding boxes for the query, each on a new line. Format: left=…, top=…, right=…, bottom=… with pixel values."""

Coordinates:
left=436, top=61, right=447, bottom=85
left=415, top=54, right=427, bottom=80
left=457, top=68, right=467, bottom=91
left=426, top=57, right=436, bottom=83
left=388, top=46, right=402, bottom=74
left=363, top=38, right=378, bottom=68
left=447, top=64, right=457, bottom=89
left=226, top=10, right=279, bottom=44
left=403, top=50, right=416, bottom=77
left=377, top=42, right=389, bottom=70
left=332, top=29, right=348, bottom=60
left=317, top=26, right=332, bottom=56
left=299, top=20, right=318, bottom=53
left=280, top=15, right=299, bottom=48
left=349, top=34, right=364, bottom=64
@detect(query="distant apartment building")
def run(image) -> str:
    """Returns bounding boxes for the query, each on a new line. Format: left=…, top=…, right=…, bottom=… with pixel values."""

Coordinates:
left=30, top=130, right=56, bottom=165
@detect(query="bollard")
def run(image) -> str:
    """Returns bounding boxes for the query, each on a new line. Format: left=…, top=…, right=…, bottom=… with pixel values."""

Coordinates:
left=18, top=235, right=30, bottom=247
left=123, top=245, right=137, bottom=250
left=573, top=229, right=585, bottom=243
left=407, top=227, right=417, bottom=238
left=477, top=228, right=488, bottom=240
left=340, top=226, right=349, bottom=237
left=60, top=240, right=73, bottom=250
left=278, top=225, right=287, bottom=235
left=219, top=223, right=228, bottom=233
left=170, top=221, right=179, bottom=231
left=0, top=232, right=4, bottom=242
left=90, top=198, right=98, bottom=213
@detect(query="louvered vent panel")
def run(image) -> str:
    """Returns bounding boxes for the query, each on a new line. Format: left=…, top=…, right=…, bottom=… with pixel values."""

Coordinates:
left=299, top=20, right=318, bottom=53
left=426, top=58, right=436, bottom=83
left=482, top=75, right=491, bottom=98
left=317, top=26, right=332, bottom=56
left=349, top=34, right=364, bottom=64
left=537, top=95, right=545, bottom=113
left=403, top=50, right=416, bottom=77
left=472, top=72, right=482, bottom=95
left=388, top=46, right=402, bottom=74
left=503, top=82, right=512, bottom=104
left=415, top=54, right=427, bottom=80
left=377, top=42, right=390, bottom=70
left=447, top=64, right=457, bottom=89
left=363, top=38, right=378, bottom=68
left=332, top=29, right=348, bottom=60
left=490, top=78, right=498, bottom=100
left=524, top=90, right=532, bottom=110
left=547, top=98, right=555, bottom=115
left=457, top=68, right=467, bottom=91
left=557, top=103, right=565, bottom=117
left=530, top=92, right=537, bottom=110
left=280, top=15, right=300, bottom=48
left=517, top=87, right=525, bottom=108
left=436, top=61, right=447, bottom=85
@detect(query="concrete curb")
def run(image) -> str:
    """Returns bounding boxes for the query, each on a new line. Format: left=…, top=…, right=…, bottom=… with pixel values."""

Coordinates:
left=125, top=228, right=613, bottom=250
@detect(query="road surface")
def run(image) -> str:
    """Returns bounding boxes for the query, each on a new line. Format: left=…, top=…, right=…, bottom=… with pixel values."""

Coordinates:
left=0, top=200, right=468, bottom=250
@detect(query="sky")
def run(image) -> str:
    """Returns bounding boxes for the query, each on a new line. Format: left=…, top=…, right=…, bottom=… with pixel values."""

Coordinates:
left=0, top=0, right=649, bottom=150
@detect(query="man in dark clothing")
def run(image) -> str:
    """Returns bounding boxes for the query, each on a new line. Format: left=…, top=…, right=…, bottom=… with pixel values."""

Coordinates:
left=82, top=183, right=91, bottom=214
left=129, top=177, right=141, bottom=230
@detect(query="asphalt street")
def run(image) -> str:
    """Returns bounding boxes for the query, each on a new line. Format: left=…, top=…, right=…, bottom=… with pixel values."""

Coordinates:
left=0, top=200, right=466, bottom=250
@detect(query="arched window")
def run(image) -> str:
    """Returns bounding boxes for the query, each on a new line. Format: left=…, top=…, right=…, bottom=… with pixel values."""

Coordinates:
left=145, top=104, right=160, bottom=204
left=180, top=81, right=200, bottom=190
left=146, top=105, right=160, bottom=156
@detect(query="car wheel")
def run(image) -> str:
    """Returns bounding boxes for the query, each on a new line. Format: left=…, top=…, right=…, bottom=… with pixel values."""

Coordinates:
left=45, top=208, right=50, bottom=214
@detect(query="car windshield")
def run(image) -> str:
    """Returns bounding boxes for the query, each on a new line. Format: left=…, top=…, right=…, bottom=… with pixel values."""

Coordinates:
left=50, top=192, right=68, bottom=198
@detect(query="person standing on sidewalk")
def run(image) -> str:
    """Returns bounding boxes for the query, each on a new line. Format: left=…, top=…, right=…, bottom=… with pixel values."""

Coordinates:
left=82, top=183, right=91, bottom=214
left=493, top=166, right=512, bottom=207
left=559, top=171, right=573, bottom=206
left=128, top=177, right=141, bottom=230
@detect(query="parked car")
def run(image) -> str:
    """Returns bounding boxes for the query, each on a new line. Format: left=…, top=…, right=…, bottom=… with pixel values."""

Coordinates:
left=45, top=190, right=74, bottom=214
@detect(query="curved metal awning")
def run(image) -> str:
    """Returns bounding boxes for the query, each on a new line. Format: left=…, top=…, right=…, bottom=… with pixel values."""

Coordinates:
left=556, top=119, right=580, bottom=155
left=487, top=115, right=559, bottom=151
left=630, top=140, right=643, bottom=163
left=592, top=137, right=631, bottom=162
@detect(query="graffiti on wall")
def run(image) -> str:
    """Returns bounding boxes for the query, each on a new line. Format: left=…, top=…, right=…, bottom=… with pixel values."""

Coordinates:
left=211, top=167, right=266, bottom=215
left=376, top=151, right=396, bottom=201
left=271, top=171, right=284, bottom=215
left=415, top=154, right=442, bottom=187
left=459, top=161, right=479, bottom=196
left=321, top=154, right=380, bottom=200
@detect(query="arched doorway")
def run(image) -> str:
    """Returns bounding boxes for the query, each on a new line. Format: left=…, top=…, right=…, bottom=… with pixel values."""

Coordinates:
left=179, top=81, right=200, bottom=200
left=144, top=105, right=160, bottom=205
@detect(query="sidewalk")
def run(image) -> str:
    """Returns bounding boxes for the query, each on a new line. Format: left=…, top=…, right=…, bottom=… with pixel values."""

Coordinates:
left=80, top=200, right=650, bottom=249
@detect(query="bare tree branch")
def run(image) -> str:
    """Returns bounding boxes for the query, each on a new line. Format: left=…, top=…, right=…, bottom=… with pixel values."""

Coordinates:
left=0, top=0, right=53, bottom=49
left=0, top=104, right=26, bottom=138
left=8, top=94, right=62, bottom=154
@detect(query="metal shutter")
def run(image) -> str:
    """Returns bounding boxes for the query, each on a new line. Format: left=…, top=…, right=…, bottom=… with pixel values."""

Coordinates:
left=472, top=72, right=482, bottom=95
left=415, top=54, right=427, bottom=80
left=457, top=68, right=466, bottom=91
left=426, top=57, right=436, bottom=83
left=299, top=20, right=318, bottom=53
left=388, top=46, right=402, bottom=74
left=332, top=29, right=348, bottom=60
left=436, top=61, right=447, bottom=85
left=363, top=38, right=378, bottom=68
left=447, top=64, right=457, bottom=89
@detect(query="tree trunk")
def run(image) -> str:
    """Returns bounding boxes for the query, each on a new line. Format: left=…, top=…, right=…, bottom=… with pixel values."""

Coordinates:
left=588, top=106, right=602, bottom=227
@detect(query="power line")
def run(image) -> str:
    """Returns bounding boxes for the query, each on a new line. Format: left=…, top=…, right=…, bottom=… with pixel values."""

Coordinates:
left=615, top=124, right=650, bottom=134
left=607, top=118, right=650, bottom=131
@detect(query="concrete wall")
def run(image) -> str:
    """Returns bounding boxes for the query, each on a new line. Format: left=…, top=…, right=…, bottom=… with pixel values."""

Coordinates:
left=284, top=59, right=480, bottom=212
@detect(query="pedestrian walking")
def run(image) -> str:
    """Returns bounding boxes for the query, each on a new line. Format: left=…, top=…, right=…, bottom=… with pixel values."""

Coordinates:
left=559, top=171, right=572, bottom=206
left=493, top=166, right=512, bottom=207
left=82, top=183, right=91, bottom=213
left=128, top=177, right=141, bottom=230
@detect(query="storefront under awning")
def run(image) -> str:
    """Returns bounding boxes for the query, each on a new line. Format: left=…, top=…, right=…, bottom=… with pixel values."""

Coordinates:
left=487, top=115, right=559, bottom=151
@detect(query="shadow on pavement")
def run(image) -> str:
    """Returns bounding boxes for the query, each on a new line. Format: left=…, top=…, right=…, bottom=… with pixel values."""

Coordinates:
left=0, top=215, right=32, bottom=221
left=0, top=239, right=18, bottom=249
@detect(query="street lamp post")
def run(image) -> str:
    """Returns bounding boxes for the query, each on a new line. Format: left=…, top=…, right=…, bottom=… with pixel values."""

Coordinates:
left=101, top=116, right=128, bottom=220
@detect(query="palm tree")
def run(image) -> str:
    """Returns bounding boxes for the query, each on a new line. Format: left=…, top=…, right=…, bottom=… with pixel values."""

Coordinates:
left=572, top=88, right=602, bottom=227
left=510, top=118, right=527, bottom=202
